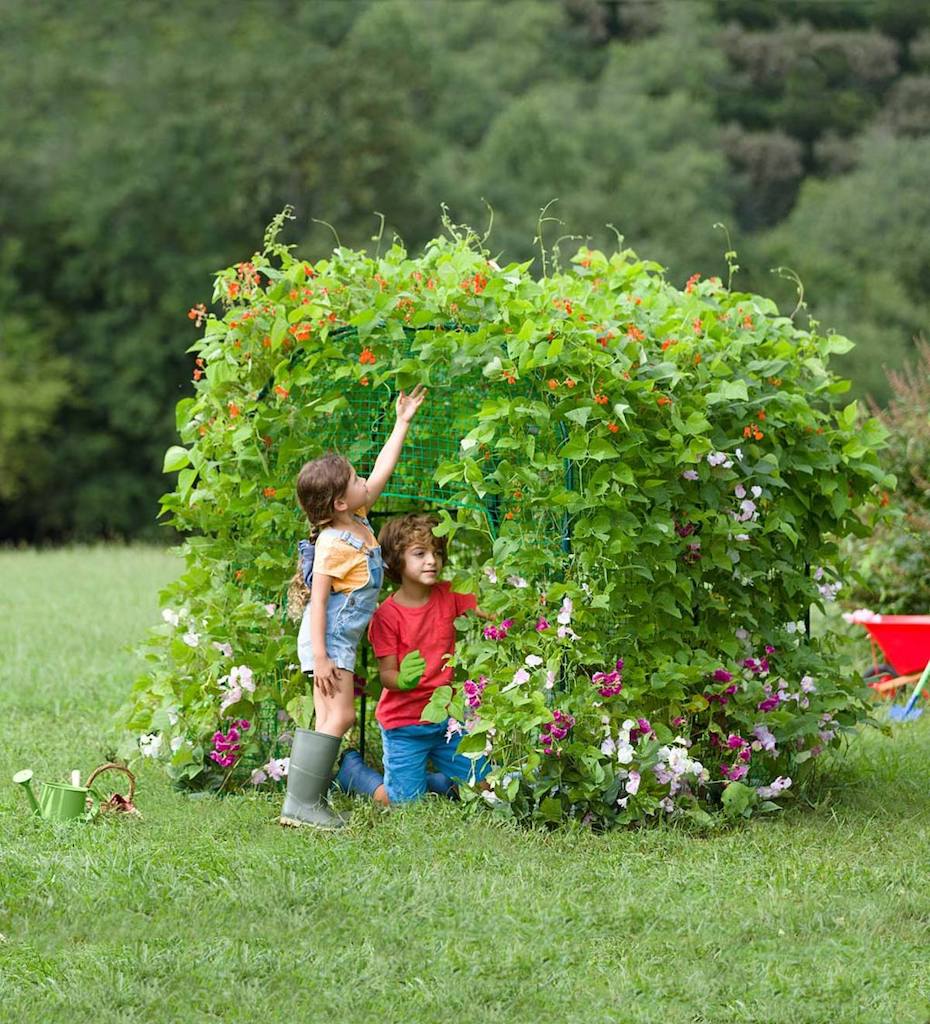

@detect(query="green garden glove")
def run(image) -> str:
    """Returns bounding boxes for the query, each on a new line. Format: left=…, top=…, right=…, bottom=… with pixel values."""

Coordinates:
left=396, top=650, right=426, bottom=691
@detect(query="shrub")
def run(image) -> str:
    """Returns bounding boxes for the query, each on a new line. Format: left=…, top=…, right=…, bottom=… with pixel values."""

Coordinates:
left=845, top=339, right=930, bottom=615
left=120, top=211, right=891, bottom=825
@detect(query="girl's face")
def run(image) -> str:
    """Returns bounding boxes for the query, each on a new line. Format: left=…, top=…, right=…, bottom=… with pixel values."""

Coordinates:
left=337, top=467, right=370, bottom=513
left=400, top=541, right=442, bottom=587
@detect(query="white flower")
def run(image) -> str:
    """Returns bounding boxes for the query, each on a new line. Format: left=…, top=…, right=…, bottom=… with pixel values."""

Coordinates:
left=182, top=631, right=200, bottom=648
left=557, top=625, right=578, bottom=641
left=170, top=736, right=185, bottom=753
left=481, top=789, right=503, bottom=806
left=139, top=733, right=162, bottom=758
left=617, top=796, right=629, bottom=810
left=557, top=596, right=573, bottom=625
left=842, top=608, right=880, bottom=624
left=219, top=685, right=242, bottom=713
left=162, top=608, right=180, bottom=628
left=525, top=654, right=543, bottom=667
left=212, top=641, right=234, bottom=657
left=264, top=603, right=277, bottom=617
left=659, top=797, right=675, bottom=813
left=600, top=736, right=616, bottom=756
left=757, top=776, right=792, bottom=799
left=506, top=575, right=528, bottom=589
left=626, top=771, right=641, bottom=796
left=734, top=447, right=744, bottom=461
left=483, top=566, right=498, bottom=584
left=751, top=485, right=762, bottom=498
left=512, top=667, right=530, bottom=686
left=544, top=670, right=555, bottom=690
left=229, top=665, right=255, bottom=692
left=735, top=533, right=750, bottom=542
left=800, top=675, right=817, bottom=693
left=616, top=742, right=634, bottom=765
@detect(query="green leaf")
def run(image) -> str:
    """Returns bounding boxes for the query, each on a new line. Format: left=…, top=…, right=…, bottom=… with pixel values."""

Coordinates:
left=721, top=781, right=754, bottom=818
left=163, top=446, right=191, bottom=473
left=564, top=406, right=591, bottom=427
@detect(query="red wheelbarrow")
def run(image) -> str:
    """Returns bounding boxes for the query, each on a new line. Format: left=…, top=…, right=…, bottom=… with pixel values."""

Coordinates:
left=852, top=613, right=930, bottom=721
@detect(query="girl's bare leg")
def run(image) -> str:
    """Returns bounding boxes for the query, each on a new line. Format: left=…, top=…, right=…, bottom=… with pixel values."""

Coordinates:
left=313, top=667, right=356, bottom=738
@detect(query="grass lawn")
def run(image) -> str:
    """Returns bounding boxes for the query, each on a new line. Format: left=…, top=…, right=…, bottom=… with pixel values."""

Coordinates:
left=1, top=546, right=928, bottom=1023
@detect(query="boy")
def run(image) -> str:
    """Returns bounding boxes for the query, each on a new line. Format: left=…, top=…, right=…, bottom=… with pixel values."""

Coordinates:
left=366, top=512, right=489, bottom=803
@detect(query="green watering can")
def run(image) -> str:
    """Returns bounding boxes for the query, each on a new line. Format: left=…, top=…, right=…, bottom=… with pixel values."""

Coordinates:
left=12, top=768, right=98, bottom=822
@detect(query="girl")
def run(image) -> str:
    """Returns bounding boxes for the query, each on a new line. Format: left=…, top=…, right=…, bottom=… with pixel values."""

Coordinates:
left=280, top=384, right=426, bottom=829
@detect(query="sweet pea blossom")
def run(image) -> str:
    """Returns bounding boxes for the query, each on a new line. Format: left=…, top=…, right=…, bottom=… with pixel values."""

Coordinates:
left=264, top=603, right=277, bottom=617
left=162, top=608, right=181, bottom=627
left=800, top=675, right=817, bottom=693
left=250, top=768, right=268, bottom=785
left=512, top=667, right=531, bottom=686
left=735, top=483, right=747, bottom=499
left=707, top=451, right=733, bottom=468
left=557, top=597, right=573, bottom=625
left=682, top=469, right=699, bottom=481
left=756, top=776, right=792, bottom=799
left=525, top=654, right=543, bottom=667
left=545, top=670, right=556, bottom=690
left=182, top=631, right=201, bottom=648
left=753, top=724, right=777, bottom=752
left=507, top=575, right=528, bottom=589
left=212, top=641, right=234, bottom=657
left=230, top=665, right=255, bottom=692
left=557, top=625, right=579, bottom=641
left=139, top=733, right=162, bottom=758
left=626, top=771, right=641, bottom=796
left=535, top=617, right=550, bottom=632
left=842, top=608, right=880, bottom=624
left=445, top=718, right=464, bottom=742
left=483, top=566, right=498, bottom=584
left=264, top=757, right=289, bottom=781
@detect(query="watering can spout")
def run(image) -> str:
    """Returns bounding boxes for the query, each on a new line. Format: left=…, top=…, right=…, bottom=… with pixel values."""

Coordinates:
left=13, top=769, right=41, bottom=815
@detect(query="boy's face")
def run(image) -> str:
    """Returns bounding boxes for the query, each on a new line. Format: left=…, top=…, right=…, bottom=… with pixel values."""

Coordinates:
left=400, top=539, right=442, bottom=586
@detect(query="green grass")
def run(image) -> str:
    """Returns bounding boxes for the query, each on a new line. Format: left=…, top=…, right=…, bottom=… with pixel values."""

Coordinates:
left=1, top=546, right=929, bottom=1023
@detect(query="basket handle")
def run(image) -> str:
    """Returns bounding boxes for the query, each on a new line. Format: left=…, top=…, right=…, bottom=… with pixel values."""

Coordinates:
left=85, top=762, right=136, bottom=803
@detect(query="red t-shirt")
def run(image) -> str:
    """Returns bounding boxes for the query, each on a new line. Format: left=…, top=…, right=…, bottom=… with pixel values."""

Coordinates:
left=369, top=581, right=476, bottom=730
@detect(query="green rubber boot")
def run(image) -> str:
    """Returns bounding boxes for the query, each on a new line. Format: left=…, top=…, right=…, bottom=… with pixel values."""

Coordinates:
left=279, top=729, right=348, bottom=830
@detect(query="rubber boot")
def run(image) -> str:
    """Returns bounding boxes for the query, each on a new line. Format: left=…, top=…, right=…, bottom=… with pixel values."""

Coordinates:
left=427, top=771, right=456, bottom=798
left=334, top=750, right=384, bottom=798
left=279, top=728, right=347, bottom=830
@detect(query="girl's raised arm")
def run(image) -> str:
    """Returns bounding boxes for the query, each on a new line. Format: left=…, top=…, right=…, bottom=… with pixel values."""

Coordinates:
left=365, top=385, right=427, bottom=507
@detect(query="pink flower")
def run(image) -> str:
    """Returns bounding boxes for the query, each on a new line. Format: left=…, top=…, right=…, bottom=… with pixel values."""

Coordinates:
left=535, top=617, right=550, bottom=632
left=626, top=771, right=641, bottom=796
left=712, top=668, right=733, bottom=683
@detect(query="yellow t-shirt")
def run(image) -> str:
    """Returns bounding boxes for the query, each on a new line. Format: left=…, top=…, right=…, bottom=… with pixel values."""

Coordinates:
left=313, top=510, right=377, bottom=594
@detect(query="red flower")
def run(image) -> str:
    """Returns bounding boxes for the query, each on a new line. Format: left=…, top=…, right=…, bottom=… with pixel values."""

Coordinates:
left=661, top=338, right=678, bottom=351
left=757, top=410, right=766, bottom=421
left=692, top=318, right=702, bottom=334
left=657, top=395, right=672, bottom=407
left=685, top=273, right=701, bottom=294
left=227, top=281, right=240, bottom=299
left=626, top=324, right=645, bottom=342
left=192, top=369, right=203, bottom=381
left=548, top=379, right=558, bottom=390
left=608, top=422, right=619, bottom=433
left=594, top=393, right=609, bottom=405
left=274, top=385, right=289, bottom=399
left=359, top=347, right=377, bottom=366
left=263, top=487, right=277, bottom=498
left=228, top=402, right=240, bottom=418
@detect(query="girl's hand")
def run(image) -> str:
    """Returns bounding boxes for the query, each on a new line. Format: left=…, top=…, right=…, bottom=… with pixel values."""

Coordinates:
left=313, top=655, right=339, bottom=698
left=395, top=384, right=427, bottom=424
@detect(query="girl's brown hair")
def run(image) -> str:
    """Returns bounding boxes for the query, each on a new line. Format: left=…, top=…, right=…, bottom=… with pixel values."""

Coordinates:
left=287, top=452, right=353, bottom=622
left=378, top=513, right=448, bottom=584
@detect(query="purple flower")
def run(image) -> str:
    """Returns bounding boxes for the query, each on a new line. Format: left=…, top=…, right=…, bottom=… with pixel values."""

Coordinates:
left=675, top=521, right=696, bottom=537
left=757, top=694, right=781, bottom=712
left=682, top=469, right=699, bottom=481
left=535, top=617, right=550, bottom=632
left=712, top=668, right=733, bottom=683
left=726, top=734, right=746, bottom=749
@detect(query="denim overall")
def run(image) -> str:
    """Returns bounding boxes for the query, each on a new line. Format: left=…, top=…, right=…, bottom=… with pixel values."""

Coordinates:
left=297, top=519, right=383, bottom=674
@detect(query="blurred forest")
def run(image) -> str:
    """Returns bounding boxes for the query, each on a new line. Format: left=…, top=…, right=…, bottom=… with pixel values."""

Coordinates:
left=2, top=0, right=929, bottom=540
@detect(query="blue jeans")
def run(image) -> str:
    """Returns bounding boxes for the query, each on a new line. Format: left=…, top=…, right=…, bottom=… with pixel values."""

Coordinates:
left=381, top=721, right=490, bottom=803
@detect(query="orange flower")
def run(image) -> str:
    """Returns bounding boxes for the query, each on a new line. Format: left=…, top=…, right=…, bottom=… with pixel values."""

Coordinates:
left=198, top=425, right=207, bottom=437
left=235, top=569, right=245, bottom=581
left=262, top=435, right=273, bottom=448
left=303, top=262, right=316, bottom=278
left=504, top=511, right=514, bottom=520
left=770, top=377, right=782, bottom=387
left=685, top=273, right=701, bottom=294
left=743, top=426, right=752, bottom=438
left=757, top=410, right=766, bottom=421
left=359, top=347, right=376, bottom=365
left=263, top=487, right=276, bottom=498
left=373, top=273, right=388, bottom=290
left=564, top=378, right=576, bottom=389
left=657, top=395, right=672, bottom=407
left=192, top=369, right=203, bottom=381
left=626, top=324, right=645, bottom=342
left=608, top=422, right=619, bottom=433
left=187, top=303, right=207, bottom=326
left=289, top=289, right=299, bottom=301
left=513, top=490, right=523, bottom=500
left=595, top=393, right=609, bottom=405
left=661, top=338, right=678, bottom=351
left=195, top=357, right=204, bottom=368
left=228, top=402, right=240, bottom=418
left=504, top=372, right=516, bottom=385
left=880, top=491, right=889, bottom=507
left=360, top=377, right=369, bottom=387
left=692, top=318, right=702, bottom=334
left=743, top=316, right=753, bottom=329
left=227, top=281, right=240, bottom=299
left=754, top=428, right=764, bottom=440
left=262, top=336, right=271, bottom=348
left=548, top=379, right=558, bottom=390
left=274, top=385, right=289, bottom=399
left=693, top=353, right=702, bottom=365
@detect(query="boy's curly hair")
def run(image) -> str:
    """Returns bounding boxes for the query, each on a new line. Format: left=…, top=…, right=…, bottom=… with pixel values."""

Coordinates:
left=286, top=452, right=353, bottom=622
left=378, top=513, right=447, bottom=584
